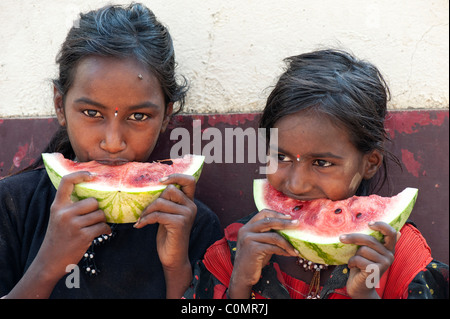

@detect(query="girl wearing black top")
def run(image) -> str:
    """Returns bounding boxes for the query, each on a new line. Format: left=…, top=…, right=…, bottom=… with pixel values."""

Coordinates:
left=0, top=3, right=222, bottom=299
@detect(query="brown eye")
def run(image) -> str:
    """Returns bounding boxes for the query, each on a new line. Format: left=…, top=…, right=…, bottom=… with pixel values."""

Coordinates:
left=313, top=159, right=333, bottom=167
left=83, top=109, right=102, bottom=118
left=129, top=113, right=149, bottom=121
left=277, top=153, right=290, bottom=162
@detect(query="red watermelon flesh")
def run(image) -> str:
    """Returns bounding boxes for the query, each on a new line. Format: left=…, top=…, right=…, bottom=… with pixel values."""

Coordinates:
left=253, top=179, right=418, bottom=264
left=55, top=154, right=194, bottom=189
left=42, top=153, right=205, bottom=223
left=259, top=181, right=390, bottom=237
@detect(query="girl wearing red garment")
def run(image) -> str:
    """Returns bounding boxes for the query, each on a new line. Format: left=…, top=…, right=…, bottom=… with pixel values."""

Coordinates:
left=184, top=49, right=448, bottom=299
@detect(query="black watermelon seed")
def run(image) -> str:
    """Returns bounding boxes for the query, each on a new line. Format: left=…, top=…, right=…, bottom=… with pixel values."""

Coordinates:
left=293, top=205, right=303, bottom=211
left=356, top=213, right=362, bottom=218
left=334, top=208, right=342, bottom=214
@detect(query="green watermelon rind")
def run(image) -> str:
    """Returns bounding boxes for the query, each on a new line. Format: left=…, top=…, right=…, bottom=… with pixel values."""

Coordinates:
left=42, top=153, right=205, bottom=224
left=253, top=179, right=418, bottom=265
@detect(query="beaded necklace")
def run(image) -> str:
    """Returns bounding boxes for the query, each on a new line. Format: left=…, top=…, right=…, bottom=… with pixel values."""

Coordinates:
left=82, top=224, right=117, bottom=276
left=296, top=257, right=328, bottom=299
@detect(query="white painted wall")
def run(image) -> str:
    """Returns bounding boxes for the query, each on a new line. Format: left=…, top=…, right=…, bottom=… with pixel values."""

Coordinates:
left=0, top=0, right=448, bottom=117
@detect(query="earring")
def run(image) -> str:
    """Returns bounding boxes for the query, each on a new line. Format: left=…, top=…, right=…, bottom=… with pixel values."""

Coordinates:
left=114, top=107, right=118, bottom=117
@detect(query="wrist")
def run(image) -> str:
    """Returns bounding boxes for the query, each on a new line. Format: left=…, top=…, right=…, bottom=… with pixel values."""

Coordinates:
left=6, top=255, right=63, bottom=299
left=162, top=254, right=191, bottom=273
left=228, top=271, right=253, bottom=299
left=164, top=261, right=192, bottom=299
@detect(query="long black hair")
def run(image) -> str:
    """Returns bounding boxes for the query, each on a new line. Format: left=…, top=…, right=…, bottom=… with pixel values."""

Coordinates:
left=24, top=3, right=188, bottom=171
left=259, top=49, right=401, bottom=195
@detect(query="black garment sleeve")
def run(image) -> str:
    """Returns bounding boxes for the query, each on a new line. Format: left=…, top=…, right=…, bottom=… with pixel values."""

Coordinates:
left=188, top=199, right=223, bottom=265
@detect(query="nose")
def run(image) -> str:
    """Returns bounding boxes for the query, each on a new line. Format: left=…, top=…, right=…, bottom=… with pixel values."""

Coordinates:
left=100, top=122, right=126, bottom=154
left=286, top=165, right=313, bottom=196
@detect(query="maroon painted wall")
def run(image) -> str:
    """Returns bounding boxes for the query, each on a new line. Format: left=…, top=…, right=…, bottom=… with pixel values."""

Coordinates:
left=0, top=110, right=448, bottom=264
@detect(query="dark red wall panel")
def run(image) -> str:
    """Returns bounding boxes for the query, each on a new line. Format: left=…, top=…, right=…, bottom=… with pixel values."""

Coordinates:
left=0, top=110, right=448, bottom=264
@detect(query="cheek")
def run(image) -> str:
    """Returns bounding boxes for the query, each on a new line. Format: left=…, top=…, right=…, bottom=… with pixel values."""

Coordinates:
left=266, top=167, right=284, bottom=192
left=65, top=126, right=97, bottom=160
left=129, top=127, right=162, bottom=160
left=319, top=169, right=364, bottom=201
left=136, top=141, right=158, bottom=161
left=338, top=153, right=366, bottom=196
left=266, top=172, right=275, bottom=185
left=348, top=172, right=362, bottom=193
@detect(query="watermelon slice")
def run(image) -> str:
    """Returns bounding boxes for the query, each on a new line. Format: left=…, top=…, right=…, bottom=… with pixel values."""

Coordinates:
left=253, top=179, right=418, bottom=265
left=42, top=153, right=205, bottom=223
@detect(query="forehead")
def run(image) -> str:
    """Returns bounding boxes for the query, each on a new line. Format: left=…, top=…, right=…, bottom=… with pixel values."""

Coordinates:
left=68, top=56, right=164, bottom=106
left=273, top=109, right=354, bottom=152
left=74, top=55, right=147, bottom=80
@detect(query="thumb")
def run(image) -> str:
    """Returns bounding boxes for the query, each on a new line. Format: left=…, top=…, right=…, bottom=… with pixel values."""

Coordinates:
left=54, top=171, right=95, bottom=203
left=159, top=173, right=196, bottom=200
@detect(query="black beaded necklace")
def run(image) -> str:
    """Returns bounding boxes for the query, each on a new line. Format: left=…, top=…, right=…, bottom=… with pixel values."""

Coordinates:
left=82, top=224, right=117, bottom=276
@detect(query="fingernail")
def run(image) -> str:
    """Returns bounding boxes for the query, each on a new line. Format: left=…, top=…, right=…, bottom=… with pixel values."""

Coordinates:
left=368, top=221, right=375, bottom=226
left=291, top=219, right=299, bottom=224
left=340, top=235, right=347, bottom=240
left=159, top=176, right=168, bottom=182
left=294, top=249, right=300, bottom=255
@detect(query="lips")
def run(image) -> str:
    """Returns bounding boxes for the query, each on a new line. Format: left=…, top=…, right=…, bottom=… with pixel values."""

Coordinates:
left=286, top=195, right=319, bottom=201
left=282, top=191, right=322, bottom=202
left=94, top=158, right=130, bottom=166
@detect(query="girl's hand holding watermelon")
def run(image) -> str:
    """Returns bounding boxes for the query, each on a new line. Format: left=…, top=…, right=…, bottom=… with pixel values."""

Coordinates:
left=8, top=171, right=111, bottom=299
left=46, top=172, right=112, bottom=271
left=134, top=173, right=198, bottom=298
left=228, top=209, right=300, bottom=299
left=340, top=221, right=399, bottom=299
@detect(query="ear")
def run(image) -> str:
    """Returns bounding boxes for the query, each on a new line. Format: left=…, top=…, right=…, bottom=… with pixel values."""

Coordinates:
left=160, top=102, right=174, bottom=133
left=53, top=86, right=66, bottom=126
left=363, top=149, right=383, bottom=179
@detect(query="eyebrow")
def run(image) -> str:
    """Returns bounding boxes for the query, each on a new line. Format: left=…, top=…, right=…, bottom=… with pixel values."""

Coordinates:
left=74, top=97, right=162, bottom=111
left=272, top=146, right=344, bottom=160
left=307, top=152, right=344, bottom=160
